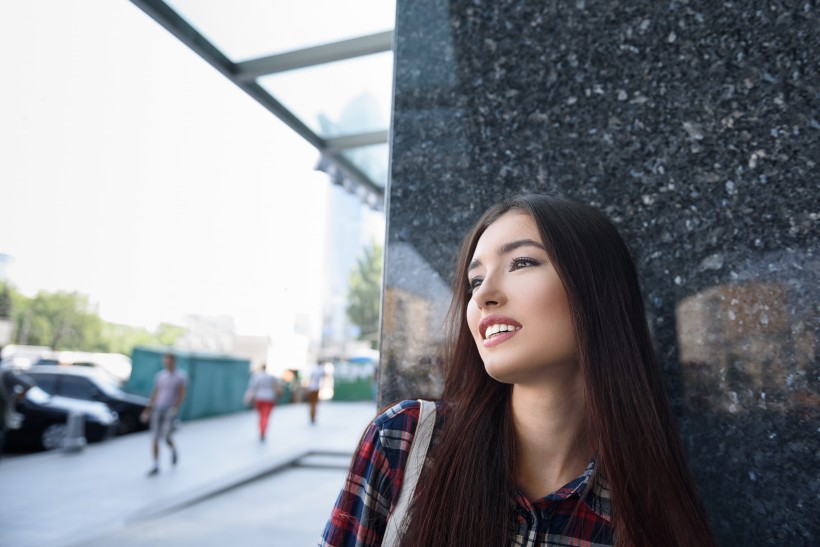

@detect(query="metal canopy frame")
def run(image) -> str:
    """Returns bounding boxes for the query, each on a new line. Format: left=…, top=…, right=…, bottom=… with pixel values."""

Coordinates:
left=130, top=0, right=390, bottom=204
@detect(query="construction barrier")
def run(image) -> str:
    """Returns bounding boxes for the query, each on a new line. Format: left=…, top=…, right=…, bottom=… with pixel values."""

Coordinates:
left=127, top=347, right=250, bottom=421
left=331, top=357, right=377, bottom=402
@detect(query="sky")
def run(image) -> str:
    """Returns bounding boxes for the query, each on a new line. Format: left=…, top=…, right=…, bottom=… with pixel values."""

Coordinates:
left=0, top=1, right=389, bottom=338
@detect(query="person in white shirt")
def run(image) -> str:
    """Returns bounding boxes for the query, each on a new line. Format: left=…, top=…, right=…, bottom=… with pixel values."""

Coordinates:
left=140, top=353, right=187, bottom=476
left=244, top=364, right=283, bottom=441
left=307, top=363, right=326, bottom=424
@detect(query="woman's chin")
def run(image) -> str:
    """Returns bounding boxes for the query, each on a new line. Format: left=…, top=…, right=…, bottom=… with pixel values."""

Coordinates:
left=483, top=362, right=520, bottom=385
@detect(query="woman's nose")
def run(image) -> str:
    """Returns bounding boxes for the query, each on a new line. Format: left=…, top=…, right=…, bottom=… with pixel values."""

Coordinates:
left=473, top=275, right=503, bottom=309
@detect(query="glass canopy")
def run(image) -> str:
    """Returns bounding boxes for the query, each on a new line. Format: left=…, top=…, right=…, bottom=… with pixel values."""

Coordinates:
left=131, top=0, right=396, bottom=208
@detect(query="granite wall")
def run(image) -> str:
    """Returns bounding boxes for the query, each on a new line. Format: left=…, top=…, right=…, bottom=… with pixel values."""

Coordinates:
left=380, top=0, right=818, bottom=544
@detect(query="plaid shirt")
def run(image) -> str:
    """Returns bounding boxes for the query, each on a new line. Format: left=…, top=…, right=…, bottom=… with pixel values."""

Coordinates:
left=321, top=400, right=613, bottom=547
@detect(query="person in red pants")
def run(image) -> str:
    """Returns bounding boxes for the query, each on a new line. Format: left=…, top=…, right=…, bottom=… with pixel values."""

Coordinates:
left=244, top=364, right=283, bottom=441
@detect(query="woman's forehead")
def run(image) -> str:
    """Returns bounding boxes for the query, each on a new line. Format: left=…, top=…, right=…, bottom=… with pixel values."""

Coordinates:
left=475, top=212, right=540, bottom=250
left=467, top=213, right=547, bottom=272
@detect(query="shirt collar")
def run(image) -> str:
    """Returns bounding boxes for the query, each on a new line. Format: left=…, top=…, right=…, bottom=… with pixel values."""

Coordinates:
left=514, top=458, right=612, bottom=522
left=576, top=458, right=612, bottom=522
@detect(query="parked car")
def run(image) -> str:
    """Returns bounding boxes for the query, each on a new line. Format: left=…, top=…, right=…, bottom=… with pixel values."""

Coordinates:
left=26, top=365, right=150, bottom=435
left=3, top=385, right=118, bottom=452
left=31, top=351, right=132, bottom=384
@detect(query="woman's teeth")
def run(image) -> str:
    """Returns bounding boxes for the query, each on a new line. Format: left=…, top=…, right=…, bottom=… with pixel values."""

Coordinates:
left=485, top=324, right=521, bottom=338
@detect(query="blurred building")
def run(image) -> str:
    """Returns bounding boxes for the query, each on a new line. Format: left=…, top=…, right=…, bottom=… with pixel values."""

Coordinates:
left=318, top=183, right=384, bottom=359
left=233, top=334, right=271, bottom=372
left=316, top=92, right=386, bottom=360
left=175, top=314, right=237, bottom=353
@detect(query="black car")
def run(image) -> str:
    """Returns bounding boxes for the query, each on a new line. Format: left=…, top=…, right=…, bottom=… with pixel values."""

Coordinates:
left=26, top=365, right=150, bottom=435
left=4, top=385, right=119, bottom=452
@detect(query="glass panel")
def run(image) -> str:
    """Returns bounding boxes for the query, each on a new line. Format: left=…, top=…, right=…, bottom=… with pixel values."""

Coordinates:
left=258, top=51, right=393, bottom=138
left=166, top=0, right=396, bottom=62
left=342, top=143, right=389, bottom=189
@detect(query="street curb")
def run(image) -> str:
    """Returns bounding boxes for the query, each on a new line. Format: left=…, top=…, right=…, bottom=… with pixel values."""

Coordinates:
left=126, top=450, right=353, bottom=523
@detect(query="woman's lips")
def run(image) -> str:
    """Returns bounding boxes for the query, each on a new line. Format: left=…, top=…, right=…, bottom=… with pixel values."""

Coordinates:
left=478, top=315, right=523, bottom=339
left=482, top=329, right=520, bottom=348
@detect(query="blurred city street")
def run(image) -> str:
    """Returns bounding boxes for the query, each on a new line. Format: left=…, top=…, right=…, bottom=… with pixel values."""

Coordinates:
left=1, top=400, right=378, bottom=547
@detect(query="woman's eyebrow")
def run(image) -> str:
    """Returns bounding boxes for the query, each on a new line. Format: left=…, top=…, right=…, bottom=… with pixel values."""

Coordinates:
left=498, top=238, right=546, bottom=255
left=467, top=238, right=546, bottom=271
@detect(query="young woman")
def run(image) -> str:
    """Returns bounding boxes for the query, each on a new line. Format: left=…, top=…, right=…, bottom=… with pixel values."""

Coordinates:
left=321, top=194, right=715, bottom=546
left=244, top=363, right=283, bottom=441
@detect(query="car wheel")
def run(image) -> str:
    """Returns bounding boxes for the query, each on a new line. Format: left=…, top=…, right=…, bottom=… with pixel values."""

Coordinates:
left=41, top=423, right=67, bottom=450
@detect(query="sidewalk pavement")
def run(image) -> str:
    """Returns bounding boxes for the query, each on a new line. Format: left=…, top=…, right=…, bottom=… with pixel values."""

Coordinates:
left=1, top=400, right=379, bottom=547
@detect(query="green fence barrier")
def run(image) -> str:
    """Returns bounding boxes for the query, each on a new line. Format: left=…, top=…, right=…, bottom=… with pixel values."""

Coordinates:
left=331, top=358, right=377, bottom=402
left=127, top=347, right=250, bottom=421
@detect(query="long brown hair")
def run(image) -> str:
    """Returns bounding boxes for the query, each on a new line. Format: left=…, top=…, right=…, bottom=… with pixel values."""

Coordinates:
left=404, top=194, right=714, bottom=546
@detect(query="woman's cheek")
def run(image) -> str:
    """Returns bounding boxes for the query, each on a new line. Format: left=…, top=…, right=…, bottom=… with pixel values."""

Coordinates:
left=465, top=300, right=481, bottom=338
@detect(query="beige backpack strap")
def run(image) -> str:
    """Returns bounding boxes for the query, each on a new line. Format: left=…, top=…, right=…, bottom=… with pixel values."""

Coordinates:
left=382, top=399, right=436, bottom=547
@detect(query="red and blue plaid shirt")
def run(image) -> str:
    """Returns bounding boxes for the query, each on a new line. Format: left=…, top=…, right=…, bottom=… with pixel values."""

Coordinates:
left=321, top=400, right=613, bottom=546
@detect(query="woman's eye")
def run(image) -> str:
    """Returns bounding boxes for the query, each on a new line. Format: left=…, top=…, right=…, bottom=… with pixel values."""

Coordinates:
left=510, top=257, right=538, bottom=270
left=467, top=277, right=483, bottom=292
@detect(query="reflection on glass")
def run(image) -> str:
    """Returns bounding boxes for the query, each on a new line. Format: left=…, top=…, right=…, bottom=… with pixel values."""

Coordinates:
left=380, top=243, right=452, bottom=403
left=676, top=281, right=817, bottom=414
left=258, top=52, right=393, bottom=138
left=342, top=143, right=389, bottom=189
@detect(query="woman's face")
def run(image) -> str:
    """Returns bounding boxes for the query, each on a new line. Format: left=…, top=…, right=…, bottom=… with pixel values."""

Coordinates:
left=466, top=211, right=578, bottom=385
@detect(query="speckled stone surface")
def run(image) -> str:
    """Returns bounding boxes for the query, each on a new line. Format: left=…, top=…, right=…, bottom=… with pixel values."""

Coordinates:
left=381, top=0, right=818, bottom=544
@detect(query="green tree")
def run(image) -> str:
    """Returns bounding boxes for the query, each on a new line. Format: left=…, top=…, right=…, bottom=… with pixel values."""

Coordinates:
left=0, top=282, right=11, bottom=319
left=156, top=322, right=185, bottom=346
left=101, top=323, right=155, bottom=355
left=5, top=284, right=185, bottom=356
left=101, top=322, right=183, bottom=356
left=346, top=241, right=383, bottom=348
left=14, top=290, right=106, bottom=350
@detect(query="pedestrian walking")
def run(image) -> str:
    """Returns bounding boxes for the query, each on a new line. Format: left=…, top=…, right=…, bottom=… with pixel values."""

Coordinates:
left=306, top=363, right=326, bottom=424
left=140, top=353, right=187, bottom=477
left=244, top=363, right=283, bottom=441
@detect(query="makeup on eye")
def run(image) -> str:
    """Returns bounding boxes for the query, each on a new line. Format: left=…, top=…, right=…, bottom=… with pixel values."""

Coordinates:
left=467, top=256, right=543, bottom=293
left=509, top=256, right=540, bottom=270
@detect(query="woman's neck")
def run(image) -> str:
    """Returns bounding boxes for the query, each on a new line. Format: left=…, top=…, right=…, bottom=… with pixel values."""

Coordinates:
left=510, top=376, right=592, bottom=501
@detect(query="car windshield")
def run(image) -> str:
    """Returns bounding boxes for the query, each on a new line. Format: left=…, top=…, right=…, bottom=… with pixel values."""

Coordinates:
left=25, top=386, right=51, bottom=404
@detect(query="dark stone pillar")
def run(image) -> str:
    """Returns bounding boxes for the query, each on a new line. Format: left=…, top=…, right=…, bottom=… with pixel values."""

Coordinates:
left=381, top=1, right=818, bottom=544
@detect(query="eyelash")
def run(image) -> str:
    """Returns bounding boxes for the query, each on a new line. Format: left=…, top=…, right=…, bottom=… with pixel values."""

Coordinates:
left=467, top=257, right=540, bottom=293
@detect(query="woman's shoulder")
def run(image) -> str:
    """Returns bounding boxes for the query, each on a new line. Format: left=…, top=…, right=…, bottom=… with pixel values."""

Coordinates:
left=372, top=399, right=442, bottom=432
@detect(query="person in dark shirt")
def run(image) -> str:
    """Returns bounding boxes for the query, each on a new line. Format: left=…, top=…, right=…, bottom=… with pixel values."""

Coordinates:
left=1, top=362, right=35, bottom=456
